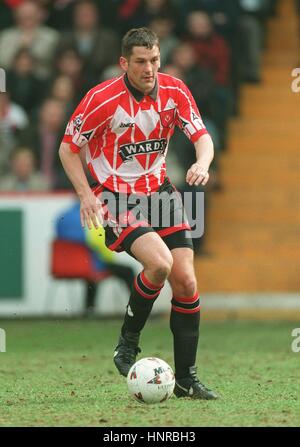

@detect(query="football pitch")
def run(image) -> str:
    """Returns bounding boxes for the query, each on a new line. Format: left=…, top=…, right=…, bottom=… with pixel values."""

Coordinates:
left=0, top=318, right=299, bottom=427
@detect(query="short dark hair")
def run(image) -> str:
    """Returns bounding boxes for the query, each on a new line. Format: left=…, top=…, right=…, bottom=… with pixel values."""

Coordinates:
left=121, top=27, right=159, bottom=58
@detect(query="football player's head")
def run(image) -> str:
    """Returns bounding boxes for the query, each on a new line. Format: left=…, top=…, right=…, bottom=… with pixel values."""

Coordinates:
left=120, top=28, right=161, bottom=95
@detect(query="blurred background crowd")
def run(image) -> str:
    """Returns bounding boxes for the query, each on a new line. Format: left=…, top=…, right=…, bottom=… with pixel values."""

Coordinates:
left=0, top=0, right=281, bottom=194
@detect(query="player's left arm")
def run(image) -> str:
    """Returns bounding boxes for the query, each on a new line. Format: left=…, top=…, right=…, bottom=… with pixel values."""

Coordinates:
left=186, top=133, right=214, bottom=186
left=175, top=79, right=214, bottom=186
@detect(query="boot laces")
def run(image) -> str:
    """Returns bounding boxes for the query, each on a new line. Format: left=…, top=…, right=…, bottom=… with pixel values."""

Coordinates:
left=189, top=366, right=210, bottom=391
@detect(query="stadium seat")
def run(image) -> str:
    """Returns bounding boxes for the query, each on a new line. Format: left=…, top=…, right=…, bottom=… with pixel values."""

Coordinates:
left=50, top=239, right=111, bottom=282
left=46, top=239, right=111, bottom=313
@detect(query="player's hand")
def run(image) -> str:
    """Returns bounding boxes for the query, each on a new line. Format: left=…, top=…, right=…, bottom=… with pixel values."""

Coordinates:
left=79, top=192, right=104, bottom=229
left=186, top=162, right=210, bottom=186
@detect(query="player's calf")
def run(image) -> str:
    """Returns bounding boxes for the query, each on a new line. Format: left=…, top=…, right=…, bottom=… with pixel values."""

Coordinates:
left=113, top=270, right=165, bottom=376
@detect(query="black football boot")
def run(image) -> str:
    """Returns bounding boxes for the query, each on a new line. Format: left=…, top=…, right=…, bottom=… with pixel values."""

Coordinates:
left=113, top=331, right=141, bottom=377
left=174, top=366, right=218, bottom=400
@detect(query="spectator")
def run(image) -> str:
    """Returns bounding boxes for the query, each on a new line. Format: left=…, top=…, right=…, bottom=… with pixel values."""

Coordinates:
left=186, top=11, right=232, bottom=149
left=149, top=16, right=180, bottom=67
left=186, top=10, right=231, bottom=87
left=54, top=47, right=95, bottom=102
left=238, top=0, right=272, bottom=82
left=0, top=0, right=59, bottom=79
left=41, top=0, right=75, bottom=30
left=49, top=74, right=76, bottom=115
left=57, top=0, right=120, bottom=80
left=100, top=65, right=123, bottom=82
left=43, top=0, right=118, bottom=30
left=183, top=0, right=242, bottom=114
left=170, top=42, right=215, bottom=119
left=162, top=63, right=184, bottom=79
left=6, top=48, right=46, bottom=115
left=0, top=146, right=50, bottom=192
left=184, top=0, right=241, bottom=45
left=115, top=0, right=141, bottom=34
left=0, top=92, right=29, bottom=175
left=124, top=0, right=179, bottom=32
left=19, top=97, right=69, bottom=189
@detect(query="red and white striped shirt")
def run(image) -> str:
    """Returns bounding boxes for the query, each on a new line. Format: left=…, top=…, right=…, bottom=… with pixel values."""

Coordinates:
left=62, top=72, right=208, bottom=194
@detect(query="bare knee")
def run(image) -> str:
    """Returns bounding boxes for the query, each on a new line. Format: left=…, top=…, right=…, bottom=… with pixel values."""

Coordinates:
left=172, top=276, right=197, bottom=298
left=131, top=233, right=173, bottom=284
left=146, top=255, right=173, bottom=285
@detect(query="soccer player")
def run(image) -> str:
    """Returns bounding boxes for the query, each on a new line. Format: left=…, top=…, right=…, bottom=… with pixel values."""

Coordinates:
left=59, top=27, right=217, bottom=400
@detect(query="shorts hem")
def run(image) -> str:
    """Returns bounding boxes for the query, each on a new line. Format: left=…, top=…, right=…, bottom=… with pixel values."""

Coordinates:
left=156, top=223, right=191, bottom=237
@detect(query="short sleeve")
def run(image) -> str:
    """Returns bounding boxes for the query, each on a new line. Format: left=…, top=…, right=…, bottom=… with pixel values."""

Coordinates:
left=175, top=79, right=208, bottom=143
left=62, top=87, right=106, bottom=153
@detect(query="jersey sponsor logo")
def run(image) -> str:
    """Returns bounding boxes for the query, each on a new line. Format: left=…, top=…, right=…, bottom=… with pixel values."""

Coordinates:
left=159, top=108, right=176, bottom=128
left=119, top=138, right=167, bottom=162
left=120, top=122, right=135, bottom=128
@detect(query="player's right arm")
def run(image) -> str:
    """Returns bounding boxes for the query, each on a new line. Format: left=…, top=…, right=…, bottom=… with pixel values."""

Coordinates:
left=59, top=86, right=107, bottom=229
left=58, top=142, right=103, bottom=229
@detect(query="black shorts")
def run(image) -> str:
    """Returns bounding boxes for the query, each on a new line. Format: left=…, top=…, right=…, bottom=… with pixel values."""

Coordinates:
left=93, top=177, right=193, bottom=257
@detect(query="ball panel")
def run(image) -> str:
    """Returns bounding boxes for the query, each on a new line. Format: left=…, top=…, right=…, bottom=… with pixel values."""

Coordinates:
left=127, top=357, right=175, bottom=404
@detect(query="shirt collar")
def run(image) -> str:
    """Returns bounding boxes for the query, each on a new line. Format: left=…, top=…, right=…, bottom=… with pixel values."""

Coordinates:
left=124, top=73, right=158, bottom=102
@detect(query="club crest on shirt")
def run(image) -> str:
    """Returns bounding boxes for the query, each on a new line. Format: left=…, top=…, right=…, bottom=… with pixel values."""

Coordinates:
left=159, top=108, right=176, bottom=128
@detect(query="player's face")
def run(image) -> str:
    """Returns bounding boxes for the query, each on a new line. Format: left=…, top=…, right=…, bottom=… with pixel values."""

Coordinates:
left=121, top=45, right=161, bottom=95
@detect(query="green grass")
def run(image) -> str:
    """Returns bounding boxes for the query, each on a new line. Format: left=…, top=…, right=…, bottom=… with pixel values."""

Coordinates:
left=0, top=319, right=299, bottom=427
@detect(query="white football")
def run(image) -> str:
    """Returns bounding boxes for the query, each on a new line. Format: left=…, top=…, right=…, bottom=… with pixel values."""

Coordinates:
left=127, top=357, right=175, bottom=404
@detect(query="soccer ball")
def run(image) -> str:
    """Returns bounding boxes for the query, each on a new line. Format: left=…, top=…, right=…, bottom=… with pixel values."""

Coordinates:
left=127, top=357, right=175, bottom=404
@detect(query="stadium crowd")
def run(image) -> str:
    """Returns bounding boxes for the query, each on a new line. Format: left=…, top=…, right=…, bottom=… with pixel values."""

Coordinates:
left=0, top=0, right=279, bottom=254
